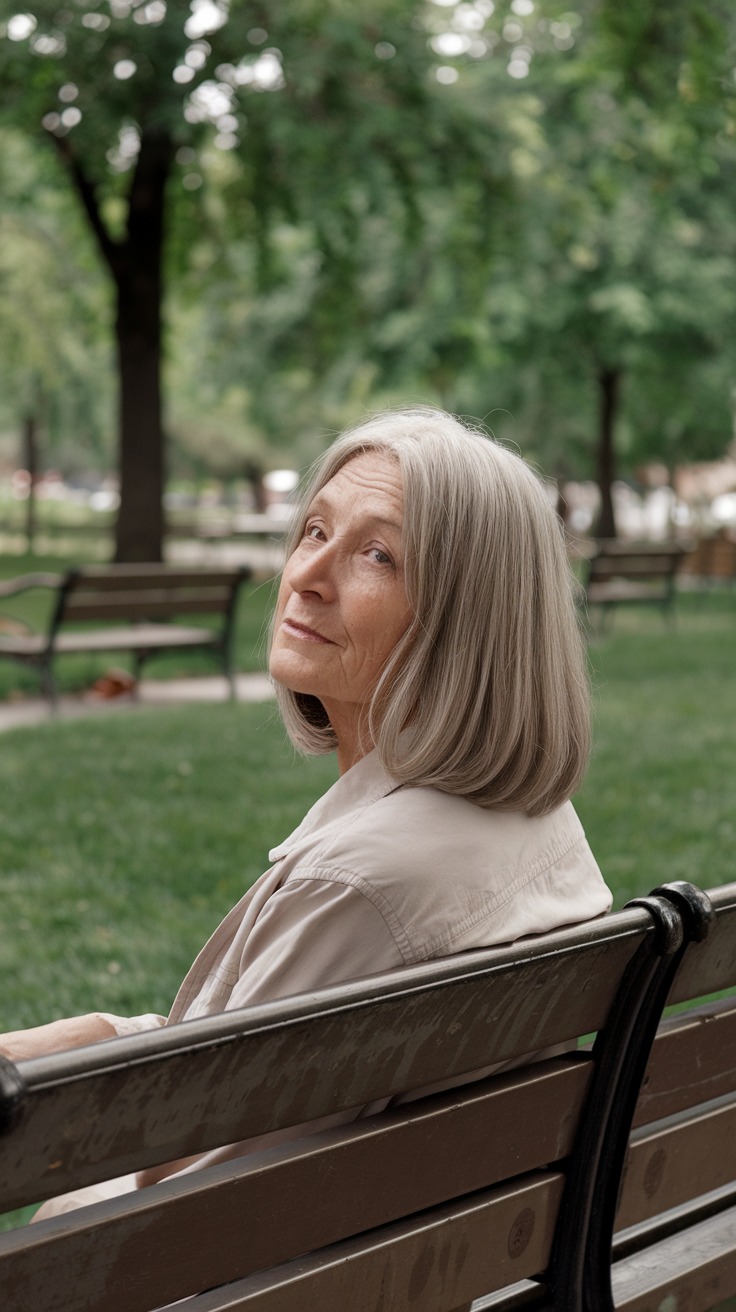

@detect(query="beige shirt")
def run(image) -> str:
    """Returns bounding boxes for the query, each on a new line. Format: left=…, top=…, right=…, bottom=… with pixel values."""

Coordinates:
left=40, top=750, right=610, bottom=1215
left=108, top=746, right=611, bottom=1034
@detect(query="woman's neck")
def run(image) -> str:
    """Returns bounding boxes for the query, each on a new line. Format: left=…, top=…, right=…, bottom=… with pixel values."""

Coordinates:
left=320, top=698, right=371, bottom=775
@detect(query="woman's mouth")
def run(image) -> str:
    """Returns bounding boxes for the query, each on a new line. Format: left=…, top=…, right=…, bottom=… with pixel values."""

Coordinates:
left=281, top=618, right=333, bottom=644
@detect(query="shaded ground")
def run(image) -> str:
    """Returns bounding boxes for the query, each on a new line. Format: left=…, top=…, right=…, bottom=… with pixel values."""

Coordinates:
left=0, top=672, right=273, bottom=732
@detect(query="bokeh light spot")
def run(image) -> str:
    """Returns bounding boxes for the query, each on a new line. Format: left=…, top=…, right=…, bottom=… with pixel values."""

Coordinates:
left=7, top=13, right=37, bottom=40
left=113, top=58, right=137, bottom=79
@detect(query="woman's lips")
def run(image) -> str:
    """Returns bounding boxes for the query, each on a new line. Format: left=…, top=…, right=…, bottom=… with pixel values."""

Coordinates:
left=281, top=618, right=333, bottom=644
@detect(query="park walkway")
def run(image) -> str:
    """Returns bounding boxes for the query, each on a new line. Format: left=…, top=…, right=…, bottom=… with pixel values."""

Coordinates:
left=0, top=672, right=274, bottom=733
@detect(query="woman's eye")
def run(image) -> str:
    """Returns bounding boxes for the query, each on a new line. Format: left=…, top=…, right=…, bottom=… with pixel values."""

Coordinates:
left=369, top=547, right=392, bottom=565
left=305, top=524, right=325, bottom=541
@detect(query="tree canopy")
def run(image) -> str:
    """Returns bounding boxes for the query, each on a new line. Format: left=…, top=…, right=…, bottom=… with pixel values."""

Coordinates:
left=1, top=0, right=735, bottom=544
left=0, top=0, right=498, bottom=555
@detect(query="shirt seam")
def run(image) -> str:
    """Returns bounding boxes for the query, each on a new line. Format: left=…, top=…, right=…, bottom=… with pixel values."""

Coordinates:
left=270, top=781, right=403, bottom=859
left=282, top=868, right=415, bottom=965
left=419, top=834, right=594, bottom=958
left=285, top=826, right=590, bottom=965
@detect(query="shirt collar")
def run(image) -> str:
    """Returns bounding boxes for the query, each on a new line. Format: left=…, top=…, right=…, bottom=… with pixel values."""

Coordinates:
left=268, top=748, right=399, bottom=862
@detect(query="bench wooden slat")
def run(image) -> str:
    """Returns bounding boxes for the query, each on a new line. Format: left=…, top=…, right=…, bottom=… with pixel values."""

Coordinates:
left=64, top=594, right=232, bottom=622
left=616, top=1093, right=736, bottom=1233
left=0, top=634, right=46, bottom=655
left=611, top=1201, right=736, bottom=1311
left=0, top=626, right=217, bottom=656
left=634, top=996, right=736, bottom=1127
left=586, top=582, right=670, bottom=604
left=53, top=625, right=217, bottom=653
left=469, top=1281, right=542, bottom=1309
left=66, top=568, right=244, bottom=591
left=0, top=913, right=649, bottom=1213
left=0, top=1059, right=589, bottom=1312
left=592, top=542, right=688, bottom=557
left=589, top=559, right=680, bottom=579
left=164, top=1172, right=565, bottom=1312
left=66, top=586, right=233, bottom=605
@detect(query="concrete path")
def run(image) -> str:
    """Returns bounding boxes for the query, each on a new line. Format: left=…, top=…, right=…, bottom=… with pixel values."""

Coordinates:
left=0, top=673, right=275, bottom=733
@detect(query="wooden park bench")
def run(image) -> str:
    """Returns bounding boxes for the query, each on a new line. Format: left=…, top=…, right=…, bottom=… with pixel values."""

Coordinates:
left=680, top=532, right=736, bottom=587
left=2, top=878, right=736, bottom=1311
left=584, top=540, right=690, bottom=627
left=0, top=564, right=251, bottom=705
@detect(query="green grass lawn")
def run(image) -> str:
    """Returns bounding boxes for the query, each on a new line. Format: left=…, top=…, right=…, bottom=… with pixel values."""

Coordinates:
left=2, top=587, right=732, bottom=1033
left=0, top=552, right=278, bottom=699
left=578, top=589, right=736, bottom=906
left=0, top=583, right=734, bottom=1249
left=0, top=702, right=337, bottom=1031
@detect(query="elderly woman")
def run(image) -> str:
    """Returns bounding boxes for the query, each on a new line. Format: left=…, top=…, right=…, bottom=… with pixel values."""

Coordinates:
left=1, top=407, right=611, bottom=1214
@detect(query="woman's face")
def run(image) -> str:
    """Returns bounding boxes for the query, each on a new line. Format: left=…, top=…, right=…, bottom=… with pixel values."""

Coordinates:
left=270, top=452, right=412, bottom=722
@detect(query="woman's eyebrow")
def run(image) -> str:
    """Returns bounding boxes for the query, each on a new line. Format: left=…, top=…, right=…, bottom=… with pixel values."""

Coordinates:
left=306, top=498, right=402, bottom=535
left=369, top=515, right=403, bottom=534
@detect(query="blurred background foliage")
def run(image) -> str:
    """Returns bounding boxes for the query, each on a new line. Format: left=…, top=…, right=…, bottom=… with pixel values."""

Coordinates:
left=0, top=0, right=734, bottom=527
left=0, top=129, right=114, bottom=473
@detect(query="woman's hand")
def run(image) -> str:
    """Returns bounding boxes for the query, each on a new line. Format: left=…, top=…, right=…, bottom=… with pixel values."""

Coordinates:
left=0, top=1014, right=118, bottom=1063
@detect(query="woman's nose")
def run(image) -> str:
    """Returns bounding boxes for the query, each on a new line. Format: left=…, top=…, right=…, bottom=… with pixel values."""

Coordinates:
left=286, top=541, right=338, bottom=600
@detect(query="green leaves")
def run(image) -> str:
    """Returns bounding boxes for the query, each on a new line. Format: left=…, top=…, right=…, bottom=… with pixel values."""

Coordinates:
left=1, top=0, right=735, bottom=493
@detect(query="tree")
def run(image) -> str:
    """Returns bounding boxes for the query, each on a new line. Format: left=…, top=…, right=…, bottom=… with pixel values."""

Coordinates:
left=432, top=0, right=736, bottom=532
left=0, top=127, right=114, bottom=481
left=163, top=125, right=512, bottom=473
left=0, top=0, right=493, bottom=560
left=194, top=0, right=736, bottom=529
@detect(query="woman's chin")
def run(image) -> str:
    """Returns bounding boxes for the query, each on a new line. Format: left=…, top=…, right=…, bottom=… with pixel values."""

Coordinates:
left=270, top=653, right=325, bottom=699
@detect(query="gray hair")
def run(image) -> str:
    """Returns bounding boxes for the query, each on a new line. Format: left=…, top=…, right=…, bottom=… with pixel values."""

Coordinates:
left=272, top=407, right=590, bottom=816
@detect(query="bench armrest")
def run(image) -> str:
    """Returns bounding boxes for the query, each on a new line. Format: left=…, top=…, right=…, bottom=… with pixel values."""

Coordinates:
left=0, top=573, right=63, bottom=600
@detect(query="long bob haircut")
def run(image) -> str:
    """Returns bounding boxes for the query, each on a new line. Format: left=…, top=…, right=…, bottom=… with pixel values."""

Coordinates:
left=273, top=408, right=590, bottom=816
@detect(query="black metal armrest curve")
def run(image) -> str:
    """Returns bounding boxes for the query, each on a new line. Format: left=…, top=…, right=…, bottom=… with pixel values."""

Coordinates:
left=0, top=1054, right=26, bottom=1136
left=544, top=880, right=714, bottom=1312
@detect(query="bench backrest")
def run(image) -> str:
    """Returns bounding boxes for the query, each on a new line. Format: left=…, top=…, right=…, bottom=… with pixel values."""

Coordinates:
left=680, top=534, right=736, bottom=579
left=0, top=908, right=655, bottom=1208
left=2, top=884, right=736, bottom=1312
left=54, top=565, right=248, bottom=626
left=587, top=541, right=688, bottom=585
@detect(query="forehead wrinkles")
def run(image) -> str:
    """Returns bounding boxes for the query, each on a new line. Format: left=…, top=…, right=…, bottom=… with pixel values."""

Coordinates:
left=309, top=455, right=404, bottom=528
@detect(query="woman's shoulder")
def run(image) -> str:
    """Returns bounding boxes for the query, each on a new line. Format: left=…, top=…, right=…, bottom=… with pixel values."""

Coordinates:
left=390, top=784, right=574, bottom=861
left=280, top=784, right=609, bottom=963
left=313, top=783, right=583, bottom=866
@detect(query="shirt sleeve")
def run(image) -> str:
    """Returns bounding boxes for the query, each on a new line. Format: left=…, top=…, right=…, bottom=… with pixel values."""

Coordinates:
left=224, top=877, right=405, bottom=1011
left=94, top=1012, right=167, bottom=1037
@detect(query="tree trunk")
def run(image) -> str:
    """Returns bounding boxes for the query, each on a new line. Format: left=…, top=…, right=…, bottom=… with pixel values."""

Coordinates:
left=112, top=131, right=171, bottom=562
left=23, top=413, right=38, bottom=554
left=596, top=367, right=620, bottom=540
left=243, top=459, right=268, bottom=514
left=60, top=129, right=172, bottom=563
